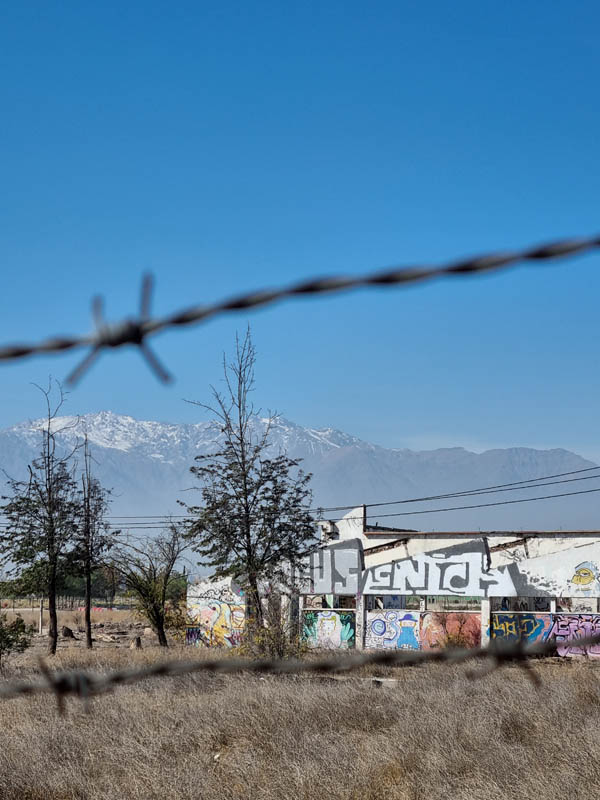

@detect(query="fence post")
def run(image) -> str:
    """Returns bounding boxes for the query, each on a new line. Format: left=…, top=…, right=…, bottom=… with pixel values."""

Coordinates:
left=481, top=599, right=491, bottom=647
left=38, top=596, right=44, bottom=635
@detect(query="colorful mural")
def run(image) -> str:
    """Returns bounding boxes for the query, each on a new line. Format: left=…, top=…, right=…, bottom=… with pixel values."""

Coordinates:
left=420, top=612, right=481, bottom=650
left=550, top=614, right=600, bottom=657
left=365, top=610, right=419, bottom=650
left=187, top=581, right=245, bottom=647
left=365, top=610, right=420, bottom=650
left=302, top=610, right=355, bottom=649
left=491, top=613, right=553, bottom=644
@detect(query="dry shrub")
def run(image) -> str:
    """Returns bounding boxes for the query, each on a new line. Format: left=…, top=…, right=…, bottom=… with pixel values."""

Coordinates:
left=0, top=653, right=599, bottom=799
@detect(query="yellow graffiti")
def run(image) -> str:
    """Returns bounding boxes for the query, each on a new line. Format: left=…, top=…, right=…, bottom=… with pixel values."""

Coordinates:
left=492, top=618, right=518, bottom=637
left=571, top=567, right=595, bottom=586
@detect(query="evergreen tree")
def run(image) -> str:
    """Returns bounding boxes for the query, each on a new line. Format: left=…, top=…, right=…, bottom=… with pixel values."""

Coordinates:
left=0, top=382, right=81, bottom=655
left=183, top=329, right=317, bottom=628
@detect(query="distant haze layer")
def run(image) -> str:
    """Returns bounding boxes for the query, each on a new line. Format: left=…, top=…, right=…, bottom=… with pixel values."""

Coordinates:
left=0, top=411, right=597, bottom=532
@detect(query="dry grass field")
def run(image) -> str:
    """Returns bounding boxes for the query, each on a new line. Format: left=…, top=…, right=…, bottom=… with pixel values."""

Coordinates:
left=0, top=644, right=597, bottom=800
left=1, top=608, right=136, bottom=629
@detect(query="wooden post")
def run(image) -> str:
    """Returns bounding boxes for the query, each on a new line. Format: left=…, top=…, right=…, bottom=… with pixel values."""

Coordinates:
left=38, top=596, right=44, bottom=635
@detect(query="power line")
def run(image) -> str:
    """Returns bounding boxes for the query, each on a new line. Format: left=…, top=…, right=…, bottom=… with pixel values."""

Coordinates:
left=43, top=465, right=600, bottom=520
left=1, top=468, right=599, bottom=529
left=331, top=485, right=600, bottom=521
left=0, top=232, right=597, bottom=384
left=313, top=465, right=600, bottom=514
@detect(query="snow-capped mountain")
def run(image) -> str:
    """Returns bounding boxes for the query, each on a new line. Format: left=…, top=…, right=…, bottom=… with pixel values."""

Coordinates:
left=0, top=411, right=598, bottom=531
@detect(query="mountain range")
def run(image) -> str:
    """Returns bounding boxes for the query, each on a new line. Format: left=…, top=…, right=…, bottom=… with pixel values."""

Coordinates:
left=0, top=411, right=598, bottom=531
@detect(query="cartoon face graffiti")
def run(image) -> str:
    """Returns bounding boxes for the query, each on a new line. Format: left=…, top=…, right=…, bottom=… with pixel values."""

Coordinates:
left=302, top=610, right=355, bottom=649
left=570, top=562, right=600, bottom=596
left=317, top=611, right=341, bottom=647
left=365, top=611, right=419, bottom=650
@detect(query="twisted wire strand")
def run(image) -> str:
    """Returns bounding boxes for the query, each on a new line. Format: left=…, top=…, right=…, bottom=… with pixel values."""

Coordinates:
left=1, top=630, right=597, bottom=709
left=0, top=233, right=597, bottom=384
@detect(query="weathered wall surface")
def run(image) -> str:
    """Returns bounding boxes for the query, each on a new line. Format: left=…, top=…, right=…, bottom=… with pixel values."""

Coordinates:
left=302, top=610, right=356, bottom=649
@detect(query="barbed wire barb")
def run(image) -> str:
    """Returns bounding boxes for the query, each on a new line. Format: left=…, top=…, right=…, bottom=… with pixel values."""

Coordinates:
left=0, top=232, right=598, bottom=384
left=65, top=273, right=172, bottom=385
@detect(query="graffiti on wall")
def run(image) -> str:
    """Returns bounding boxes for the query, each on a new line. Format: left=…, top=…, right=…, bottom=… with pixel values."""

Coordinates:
left=307, top=540, right=364, bottom=595
left=365, top=611, right=419, bottom=650
left=550, top=614, right=600, bottom=657
left=187, top=582, right=245, bottom=647
left=308, top=539, right=515, bottom=597
left=493, top=597, right=551, bottom=612
left=491, top=613, right=553, bottom=645
left=302, top=610, right=355, bottom=649
left=306, top=539, right=600, bottom=598
left=420, top=612, right=481, bottom=650
left=304, top=595, right=327, bottom=609
left=569, top=563, right=600, bottom=596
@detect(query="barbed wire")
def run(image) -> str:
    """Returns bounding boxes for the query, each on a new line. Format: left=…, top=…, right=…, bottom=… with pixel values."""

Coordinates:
left=2, top=630, right=598, bottom=712
left=0, top=233, right=597, bottom=385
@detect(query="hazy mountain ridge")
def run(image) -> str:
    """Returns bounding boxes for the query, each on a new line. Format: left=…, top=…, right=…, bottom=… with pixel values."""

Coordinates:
left=0, top=412, right=597, bottom=530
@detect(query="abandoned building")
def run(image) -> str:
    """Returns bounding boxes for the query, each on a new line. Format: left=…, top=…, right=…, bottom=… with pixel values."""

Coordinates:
left=186, top=506, right=600, bottom=657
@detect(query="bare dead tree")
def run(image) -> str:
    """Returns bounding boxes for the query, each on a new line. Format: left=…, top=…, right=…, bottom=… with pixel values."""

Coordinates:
left=76, top=436, right=115, bottom=649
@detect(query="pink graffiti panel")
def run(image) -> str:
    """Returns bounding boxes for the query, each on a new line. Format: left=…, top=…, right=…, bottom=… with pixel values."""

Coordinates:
left=551, top=614, right=600, bottom=657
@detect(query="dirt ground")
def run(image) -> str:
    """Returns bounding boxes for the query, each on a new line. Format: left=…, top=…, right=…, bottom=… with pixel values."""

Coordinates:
left=3, top=608, right=164, bottom=656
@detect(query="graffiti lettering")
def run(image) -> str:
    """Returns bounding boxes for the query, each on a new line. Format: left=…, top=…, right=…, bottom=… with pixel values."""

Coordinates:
left=550, top=614, right=600, bottom=657
left=306, top=540, right=516, bottom=597
left=308, top=540, right=363, bottom=595
left=491, top=613, right=552, bottom=644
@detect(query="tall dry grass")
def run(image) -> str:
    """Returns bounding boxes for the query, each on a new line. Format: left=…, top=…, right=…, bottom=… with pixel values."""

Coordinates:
left=0, top=649, right=597, bottom=800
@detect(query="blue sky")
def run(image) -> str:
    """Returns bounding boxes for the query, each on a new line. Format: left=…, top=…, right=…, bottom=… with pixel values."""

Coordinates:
left=1, top=2, right=599, bottom=459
